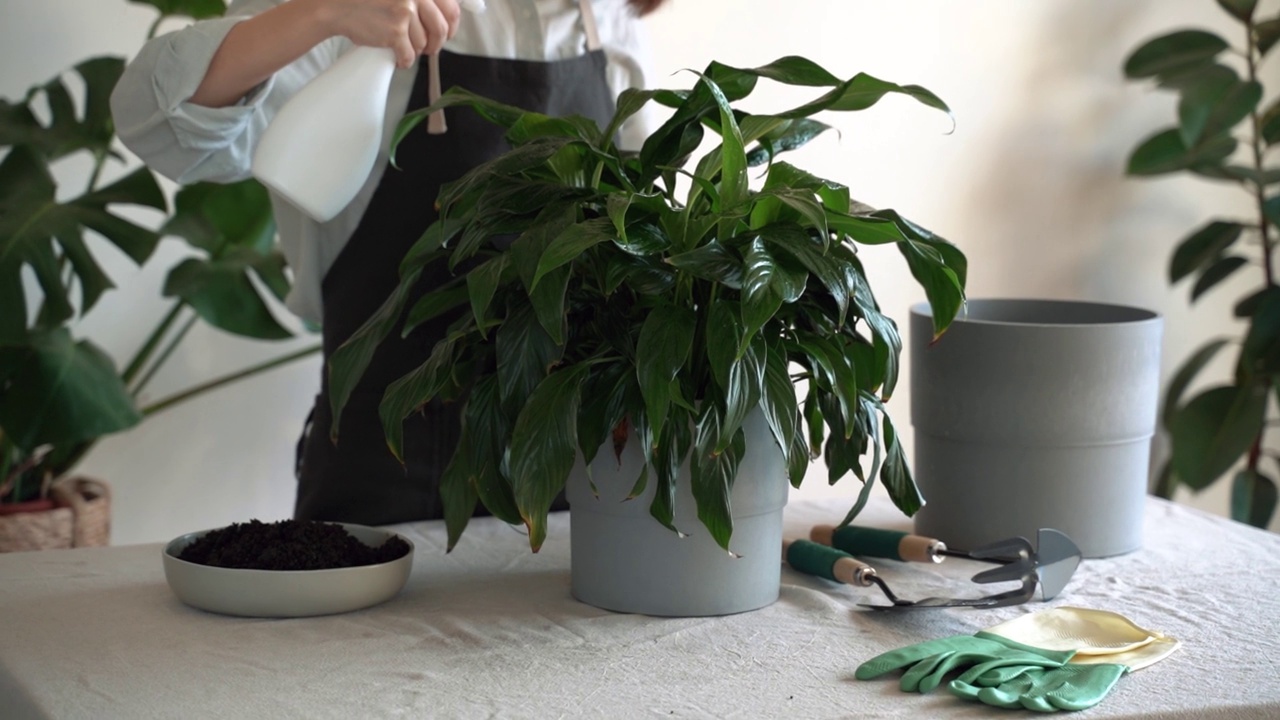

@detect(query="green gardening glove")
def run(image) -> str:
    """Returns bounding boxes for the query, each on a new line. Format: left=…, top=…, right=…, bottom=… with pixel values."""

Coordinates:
left=855, top=634, right=1075, bottom=694
left=949, top=662, right=1128, bottom=712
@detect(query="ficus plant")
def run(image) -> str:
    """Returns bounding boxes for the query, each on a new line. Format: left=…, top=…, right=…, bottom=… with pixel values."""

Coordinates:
left=0, top=0, right=319, bottom=506
left=329, top=57, right=968, bottom=552
left=1124, top=0, right=1280, bottom=527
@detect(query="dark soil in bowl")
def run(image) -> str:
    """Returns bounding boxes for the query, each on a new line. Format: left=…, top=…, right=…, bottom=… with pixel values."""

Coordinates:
left=178, top=519, right=410, bottom=570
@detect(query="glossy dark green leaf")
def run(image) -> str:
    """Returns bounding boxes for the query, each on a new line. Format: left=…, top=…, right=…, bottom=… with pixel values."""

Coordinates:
left=1177, top=70, right=1260, bottom=147
left=649, top=405, right=693, bottom=533
left=1169, top=220, right=1243, bottom=283
left=760, top=334, right=798, bottom=473
left=529, top=265, right=570, bottom=346
left=745, top=118, right=833, bottom=167
left=825, top=211, right=909, bottom=245
left=577, top=362, right=630, bottom=468
left=636, top=304, right=696, bottom=442
left=438, top=430, right=479, bottom=551
left=796, top=332, right=857, bottom=433
left=328, top=268, right=422, bottom=440
left=1218, top=0, right=1258, bottom=21
left=899, top=240, right=964, bottom=340
left=690, top=400, right=746, bottom=552
left=665, top=241, right=743, bottom=289
left=0, top=58, right=125, bottom=161
left=161, top=179, right=276, bottom=256
left=127, top=0, right=225, bottom=19
left=1241, top=286, right=1280, bottom=376
left=759, top=224, right=848, bottom=326
left=465, top=254, right=509, bottom=337
left=463, top=375, right=521, bottom=524
left=495, top=302, right=563, bottom=411
left=612, top=222, right=668, bottom=257
left=1261, top=98, right=1280, bottom=145
left=1257, top=18, right=1280, bottom=55
left=880, top=412, right=922, bottom=516
left=1123, top=30, right=1229, bottom=79
left=1231, top=469, right=1277, bottom=528
left=1162, top=338, right=1231, bottom=428
left=395, top=87, right=531, bottom=160
left=0, top=329, right=139, bottom=451
left=740, top=236, right=805, bottom=351
left=706, top=301, right=742, bottom=392
left=1191, top=255, right=1248, bottom=301
left=717, top=332, right=765, bottom=454
left=601, top=88, right=661, bottom=149
left=402, top=279, right=467, bottom=337
left=1236, top=286, right=1268, bottom=317
left=530, top=218, right=615, bottom=290
left=782, top=73, right=950, bottom=119
left=509, top=364, right=591, bottom=551
left=509, top=203, right=577, bottom=291
left=162, top=254, right=291, bottom=339
left=1127, top=128, right=1236, bottom=175
left=377, top=334, right=459, bottom=461
left=1170, top=385, right=1266, bottom=490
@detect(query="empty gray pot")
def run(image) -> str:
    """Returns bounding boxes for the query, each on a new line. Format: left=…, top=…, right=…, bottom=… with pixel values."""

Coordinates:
left=910, top=299, right=1162, bottom=558
left=566, top=410, right=787, bottom=616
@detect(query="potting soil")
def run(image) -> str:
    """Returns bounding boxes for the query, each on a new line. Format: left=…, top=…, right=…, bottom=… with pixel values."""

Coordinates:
left=178, top=519, right=410, bottom=570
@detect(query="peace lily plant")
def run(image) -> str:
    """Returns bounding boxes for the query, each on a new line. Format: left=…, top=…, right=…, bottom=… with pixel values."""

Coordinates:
left=329, top=57, right=968, bottom=552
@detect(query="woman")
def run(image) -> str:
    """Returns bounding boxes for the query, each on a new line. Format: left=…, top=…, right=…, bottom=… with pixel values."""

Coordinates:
left=111, top=0, right=665, bottom=526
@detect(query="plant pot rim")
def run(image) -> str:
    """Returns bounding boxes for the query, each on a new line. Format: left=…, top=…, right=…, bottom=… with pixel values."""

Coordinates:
left=0, top=497, right=59, bottom=516
left=913, top=298, right=1160, bottom=329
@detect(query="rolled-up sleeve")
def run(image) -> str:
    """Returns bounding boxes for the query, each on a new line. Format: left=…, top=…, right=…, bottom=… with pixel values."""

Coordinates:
left=111, top=2, right=342, bottom=185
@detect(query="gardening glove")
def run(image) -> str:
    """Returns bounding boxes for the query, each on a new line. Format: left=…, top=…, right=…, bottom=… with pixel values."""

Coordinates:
left=948, top=607, right=1180, bottom=713
left=854, top=634, right=1074, bottom=694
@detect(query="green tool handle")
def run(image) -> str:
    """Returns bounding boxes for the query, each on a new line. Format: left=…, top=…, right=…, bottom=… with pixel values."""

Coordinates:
left=782, top=539, right=876, bottom=587
left=810, top=524, right=945, bottom=563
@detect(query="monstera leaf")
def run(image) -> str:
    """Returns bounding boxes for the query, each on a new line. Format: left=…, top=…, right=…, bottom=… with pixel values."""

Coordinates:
left=0, top=57, right=124, bottom=162
left=128, top=0, right=226, bottom=20
left=160, top=179, right=291, bottom=340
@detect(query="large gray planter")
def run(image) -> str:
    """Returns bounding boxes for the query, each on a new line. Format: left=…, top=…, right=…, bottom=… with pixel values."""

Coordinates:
left=910, top=299, right=1162, bottom=558
left=566, top=410, right=787, bottom=616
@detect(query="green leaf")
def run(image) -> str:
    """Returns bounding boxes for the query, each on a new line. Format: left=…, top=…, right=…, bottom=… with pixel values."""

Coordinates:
left=741, top=236, right=804, bottom=351
left=880, top=412, right=922, bottom=516
left=717, top=332, right=765, bottom=454
left=1169, top=385, right=1266, bottom=490
left=1162, top=339, right=1231, bottom=428
left=162, top=254, right=291, bottom=340
left=665, top=241, right=743, bottom=289
left=530, top=218, right=615, bottom=291
left=0, top=329, right=139, bottom=451
left=649, top=406, right=693, bottom=533
left=1236, top=287, right=1268, bottom=317
left=463, top=375, right=521, bottom=524
left=0, top=58, right=126, bottom=161
left=495, top=302, right=563, bottom=411
left=438, top=430, right=479, bottom=551
left=796, top=332, right=858, bottom=435
left=1261, top=98, right=1280, bottom=145
left=1177, top=69, right=1260, bottom=147
left=1265, top=195, right=1280, bottom=229
left=745, top=118, right=833, bottom=167
left=759, top=224, right=848, bottom=326
left=760, top=334, right=799, bottom=475
left=509, top=364, right=591, bottom=551
left=690, top=400, right=747, bottom=552
left=1241, top=286, right=1280, bottom=376
left=899, top=239, right=964, bottom=340
left=1190, top=255, right=1248, bottom=301
left=328, top=268, right=423, bottom=440
left=706, top=301, right=742, bottom=392
left=698, top=73, right=748, bottom=219
left=1257, top=18, right=1280, bottom=55
left=402, top=278, right=467, bottom=337
left=1123, top=30, right=1230, bottom=80
left=636, top=304, right=696, bottom=443
left=529, top=265, right=571, bottom=346
left=1218, top=0, right=1257, bottom=21
left=1169, top=220, right=1243, bottom=282
left=1231, top=469, right=1277, bottom=528
left=1127, top=128, right=1236, bottom=175
left=576, top=362, right=630, bottom=469
left=377, top=333, right=460, bottom=462
left=465, top=254, right=509, bottom=337
left=127, top=0, right=225, bottom=19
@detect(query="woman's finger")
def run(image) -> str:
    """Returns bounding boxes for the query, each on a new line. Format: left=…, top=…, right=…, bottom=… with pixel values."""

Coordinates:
left=437, top=0, right=462, bottom=39
left=417, top=0, right=450, bottom=56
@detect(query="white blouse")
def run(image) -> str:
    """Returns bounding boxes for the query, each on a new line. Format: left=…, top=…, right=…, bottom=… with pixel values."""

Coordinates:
left=111, top=0, right=656, bottom=325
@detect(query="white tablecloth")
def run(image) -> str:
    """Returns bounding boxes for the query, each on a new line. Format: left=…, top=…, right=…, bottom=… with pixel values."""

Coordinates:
left=2, top=493, right=1278, bottom=719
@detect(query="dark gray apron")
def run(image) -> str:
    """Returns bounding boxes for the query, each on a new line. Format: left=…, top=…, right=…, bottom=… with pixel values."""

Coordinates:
left=295, top=8, right=616, bottom=525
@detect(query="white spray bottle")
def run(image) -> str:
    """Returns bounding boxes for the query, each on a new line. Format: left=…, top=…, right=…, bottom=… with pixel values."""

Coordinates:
left=252, top=0, right=487, bottom=223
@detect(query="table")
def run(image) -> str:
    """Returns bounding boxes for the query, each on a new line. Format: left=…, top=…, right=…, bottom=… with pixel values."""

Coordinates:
left=2, top=492, right=1278, bottom=719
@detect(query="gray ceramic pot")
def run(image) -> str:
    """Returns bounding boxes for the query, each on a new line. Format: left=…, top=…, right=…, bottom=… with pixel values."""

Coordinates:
left=910, top=299, right=1162, bottom=558
left=566, top=410, right=787, bottom=616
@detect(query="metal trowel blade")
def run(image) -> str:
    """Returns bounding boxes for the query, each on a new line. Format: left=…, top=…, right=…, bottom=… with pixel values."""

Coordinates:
left=1035, top=528, right=1082, bottom=600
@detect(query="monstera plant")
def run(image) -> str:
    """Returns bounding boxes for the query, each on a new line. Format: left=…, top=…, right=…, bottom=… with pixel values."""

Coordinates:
left=0, top=0, right=318, bottom=510
left=1124, top=0, right=1280, bottom=528
left=328, top=57, right=967, bottom=552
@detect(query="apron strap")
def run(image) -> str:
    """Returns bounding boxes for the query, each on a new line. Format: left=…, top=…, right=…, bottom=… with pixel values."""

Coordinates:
left=427, top=0, right=603, bottom=135
left=579, top=0, right=602, bottom=52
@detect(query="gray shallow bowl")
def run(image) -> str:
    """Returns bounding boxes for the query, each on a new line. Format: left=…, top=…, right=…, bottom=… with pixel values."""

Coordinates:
left=162, top=523, right=413, bottom=618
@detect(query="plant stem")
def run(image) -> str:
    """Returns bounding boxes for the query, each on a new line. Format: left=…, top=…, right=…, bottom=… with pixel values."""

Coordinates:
left=1245, top=18, right=1272, bottom=482
left=139, top=343, right=322, bottom=417
left=146, top=15, right=164, bottom=40
left=131, top=313, right=198, bottom=397
left=122, top=303, right=184, bottom=387
left=85, top=149, right=107, bottom=194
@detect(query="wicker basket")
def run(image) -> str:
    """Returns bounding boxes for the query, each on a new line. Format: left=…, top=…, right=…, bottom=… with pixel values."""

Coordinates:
left=0, top=477, right=111, bottom=552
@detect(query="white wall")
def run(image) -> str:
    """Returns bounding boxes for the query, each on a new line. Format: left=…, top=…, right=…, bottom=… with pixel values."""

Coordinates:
left=2, top=0, right=1275, bottom=544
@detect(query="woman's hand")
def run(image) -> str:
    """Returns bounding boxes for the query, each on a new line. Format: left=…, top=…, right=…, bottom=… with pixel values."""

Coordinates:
left=318, top=0, right=462, bottom=68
